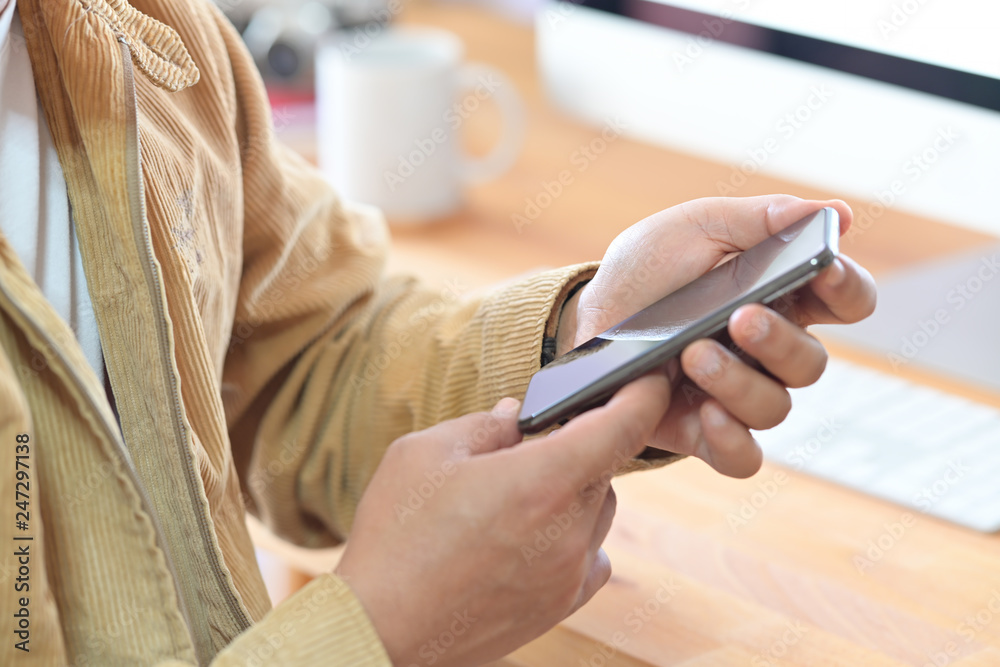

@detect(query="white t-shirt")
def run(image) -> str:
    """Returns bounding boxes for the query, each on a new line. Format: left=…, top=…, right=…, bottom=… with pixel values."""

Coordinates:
left=0, top=0, right=104, bottom=380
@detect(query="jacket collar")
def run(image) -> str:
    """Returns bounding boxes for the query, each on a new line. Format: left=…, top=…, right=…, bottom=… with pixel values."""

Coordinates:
left=25, top=0, right=200, bottom=91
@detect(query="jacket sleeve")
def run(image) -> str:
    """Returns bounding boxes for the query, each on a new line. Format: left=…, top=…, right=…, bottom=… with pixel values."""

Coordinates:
left=212, top=11, right=597, bottom=549
left=210, top=575, right=392, bottom=666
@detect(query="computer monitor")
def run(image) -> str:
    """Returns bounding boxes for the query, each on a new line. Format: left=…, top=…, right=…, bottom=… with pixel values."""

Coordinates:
left=537, top=0, right=1000, bottom=237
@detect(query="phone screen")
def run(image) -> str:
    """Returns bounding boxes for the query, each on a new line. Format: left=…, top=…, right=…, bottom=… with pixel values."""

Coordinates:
left=518, top=209, right=838, bottom=432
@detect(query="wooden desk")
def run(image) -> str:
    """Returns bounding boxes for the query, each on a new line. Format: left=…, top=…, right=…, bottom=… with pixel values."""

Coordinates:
left=259, top=3, right=1000, bottom=665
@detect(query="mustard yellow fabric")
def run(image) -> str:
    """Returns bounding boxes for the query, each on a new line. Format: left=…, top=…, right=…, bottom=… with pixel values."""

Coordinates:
left=0, top=0, right=670, bottom=664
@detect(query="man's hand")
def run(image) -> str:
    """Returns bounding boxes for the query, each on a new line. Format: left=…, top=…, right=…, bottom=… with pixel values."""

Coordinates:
left=557, top=195, right=877, bottom=478
left=336, top=373, right=670, bottom=667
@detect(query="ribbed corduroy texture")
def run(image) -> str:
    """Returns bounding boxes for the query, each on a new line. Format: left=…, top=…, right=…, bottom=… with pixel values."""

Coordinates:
left=0, top=266, right=196, bottom=666
left=213, top=575, right=391, bottom=666
left=0, top=0, right=614, bottom=663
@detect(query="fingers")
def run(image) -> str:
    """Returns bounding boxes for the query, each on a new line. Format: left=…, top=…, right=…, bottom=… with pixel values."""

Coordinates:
left=486, top=398, right=529, bottom=451
left=588, top=487, right=617, bottom=560
left=681, top=339, right=792, bottom=430
left=822, top=199, right=855, bottom=236
left=695, top=401, right=764, bottom=479
left=540, top=371, right=672, bottom=483
left=403, top=399, right=524, bottom=460
left=665, top=303, right=825, bottom=478
left=648, top=398, right=764, bottom=478
left=672, top=195, right=845, bottom=252
left=572, top=548, right=612, bottom=615
left=728, top=305, right=828, bottom=389
left=793, top=255, right=878, bottom=327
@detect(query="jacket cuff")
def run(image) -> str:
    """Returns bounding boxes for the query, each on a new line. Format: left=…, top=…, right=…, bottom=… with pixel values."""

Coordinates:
left=617, top=449, right=687, bottom=474
left=213, top=574, right=391, bottom=666
left=478, top=262, right=599, bottom=404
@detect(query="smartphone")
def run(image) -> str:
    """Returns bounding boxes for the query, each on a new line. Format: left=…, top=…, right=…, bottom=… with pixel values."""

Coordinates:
left=517, top=207, right=840, bottom=434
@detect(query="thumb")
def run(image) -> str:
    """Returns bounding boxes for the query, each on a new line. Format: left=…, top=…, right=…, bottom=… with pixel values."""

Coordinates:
left=474, top=398, right=525, bottom=455
left=429, top=398, right=523, bottom=460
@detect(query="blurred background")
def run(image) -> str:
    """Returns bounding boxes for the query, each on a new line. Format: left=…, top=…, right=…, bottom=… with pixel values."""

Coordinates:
left=214, top=0, right=542, bottom=92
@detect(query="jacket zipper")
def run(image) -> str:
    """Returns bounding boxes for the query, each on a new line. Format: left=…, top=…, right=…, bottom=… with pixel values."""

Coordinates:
left=0, top=269, right=197, bottom=656
left=119, top=39, right=252, bottom=651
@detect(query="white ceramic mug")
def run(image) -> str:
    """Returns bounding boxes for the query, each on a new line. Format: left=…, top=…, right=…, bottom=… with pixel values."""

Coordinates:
left=316, top=26, right=524, bottom=223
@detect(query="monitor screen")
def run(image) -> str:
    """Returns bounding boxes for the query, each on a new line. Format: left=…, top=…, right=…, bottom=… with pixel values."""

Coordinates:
left=577, top=0, right=1000, bottom=111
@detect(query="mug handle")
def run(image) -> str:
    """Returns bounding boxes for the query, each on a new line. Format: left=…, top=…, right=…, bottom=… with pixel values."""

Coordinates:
left=456, top=63, right=526, bottom=184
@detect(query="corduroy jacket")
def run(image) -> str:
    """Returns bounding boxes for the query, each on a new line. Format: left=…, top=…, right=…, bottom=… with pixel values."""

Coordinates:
left=0, top=0, right=615, bottom=663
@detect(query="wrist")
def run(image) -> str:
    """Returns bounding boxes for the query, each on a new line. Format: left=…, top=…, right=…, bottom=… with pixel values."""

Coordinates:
left=555, top=287, right=584, bottom=357
left=334, top=565, right=411, bottom=666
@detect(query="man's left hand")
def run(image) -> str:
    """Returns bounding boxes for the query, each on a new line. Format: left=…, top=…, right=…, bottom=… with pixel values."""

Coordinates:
left=556, top=195, right=877, bottom=478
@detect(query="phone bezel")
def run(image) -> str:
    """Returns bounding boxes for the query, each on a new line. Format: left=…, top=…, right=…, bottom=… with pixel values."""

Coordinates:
left=517, top=207, right=840, bottom=434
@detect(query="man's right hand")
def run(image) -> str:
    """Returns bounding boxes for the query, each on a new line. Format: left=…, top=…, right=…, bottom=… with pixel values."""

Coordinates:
left=335, top=371, right=672, bottom=667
